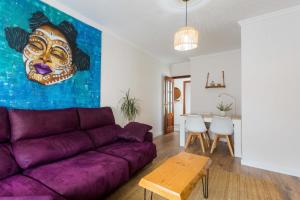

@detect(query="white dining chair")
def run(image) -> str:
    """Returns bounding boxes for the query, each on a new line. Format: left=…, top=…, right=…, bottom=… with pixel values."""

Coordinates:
left=185, top=115, right=210, bottom=153
left=209, top=116, right=234, bottom=157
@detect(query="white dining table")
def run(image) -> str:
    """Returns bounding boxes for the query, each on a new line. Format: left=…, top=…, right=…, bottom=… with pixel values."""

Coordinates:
left=180, top=114, right=242, bottom=158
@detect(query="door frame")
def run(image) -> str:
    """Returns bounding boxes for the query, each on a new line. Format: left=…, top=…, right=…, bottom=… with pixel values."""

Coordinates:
left=172, top=75, right=191, bottom=79
left=164, top=76, right=174, bottom=134
left=163, top=75, right=191, bottom=134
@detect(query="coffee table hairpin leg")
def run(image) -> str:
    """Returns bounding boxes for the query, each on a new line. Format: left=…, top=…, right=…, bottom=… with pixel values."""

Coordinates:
left=201, top=169, right=209, bottom=199
left=144, top=189, right=153, bottom=200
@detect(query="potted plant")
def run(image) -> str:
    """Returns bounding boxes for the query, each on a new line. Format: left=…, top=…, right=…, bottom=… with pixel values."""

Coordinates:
left=217, top=101, right=232, bottom=117
left=120, top=89, right=140, bottom=122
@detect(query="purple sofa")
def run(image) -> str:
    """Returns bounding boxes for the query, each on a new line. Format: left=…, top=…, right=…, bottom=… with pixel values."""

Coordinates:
left=0, top=107, right=156, bottom=200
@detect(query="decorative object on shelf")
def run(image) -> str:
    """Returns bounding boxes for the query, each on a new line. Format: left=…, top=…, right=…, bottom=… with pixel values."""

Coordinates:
left=120, top=89, right=140, bottom=122
left=174, top=0, right=199, bottom=51
left=205, top=71, right=226, bottom=88
left=174, top=87, right=181, bottom=101
left=216, top=101, right=232, bottom=117
left=218, top=93, right=237, bottom=117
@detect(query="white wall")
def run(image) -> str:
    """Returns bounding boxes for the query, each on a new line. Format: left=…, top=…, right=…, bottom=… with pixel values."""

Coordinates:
left=43, top=0, right=169, bottom=136
left=170, top=62, right=191, bottom=76
left=190, top=50, right=241, bottom=115
left=240, top=6, right=300, bottom=177
left=170, top=50, right=241, bottom=116
left=101, top=33, right=169, bottom=136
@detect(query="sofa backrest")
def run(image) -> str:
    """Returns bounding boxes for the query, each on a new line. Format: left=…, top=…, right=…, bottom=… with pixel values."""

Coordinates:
left=0, top=107, right=10, bottom=143
left=78, top=107, right=115, bottom=130
left=0, top=108, right=19, bottom=180
left=78, top=107, right=123, bottom=147
left=9, top=109, right=94, bottom=169
left=9, top=108, right=79, bottom=142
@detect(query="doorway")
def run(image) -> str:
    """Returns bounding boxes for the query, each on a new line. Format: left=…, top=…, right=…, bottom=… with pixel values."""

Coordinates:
left=164, top=75, right=191, bottom=134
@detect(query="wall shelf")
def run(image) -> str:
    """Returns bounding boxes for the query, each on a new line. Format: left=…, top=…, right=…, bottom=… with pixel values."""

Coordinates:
left=205, top=71, right=226, bottom=89
left=205, top=85, right=226, bottom=89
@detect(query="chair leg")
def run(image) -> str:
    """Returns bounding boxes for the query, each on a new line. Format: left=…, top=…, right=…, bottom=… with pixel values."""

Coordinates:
left=190, top=135, right=196, bottom=144
left=204, top=132, right=211, bottom=148
left=202, top=133, right=209, bottom=149
left=201, top=133, right=207, bottom=148
left=185, top=134, right=192, bottom=150
left=210, top=135, right=219, bottom=154
left=226, top=135, right=234, bottom=157
left=198, top=134, right=205, bottom=153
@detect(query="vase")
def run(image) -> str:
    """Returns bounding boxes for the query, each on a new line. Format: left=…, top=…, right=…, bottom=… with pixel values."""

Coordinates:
left=220, top=111, right=226, bottom=117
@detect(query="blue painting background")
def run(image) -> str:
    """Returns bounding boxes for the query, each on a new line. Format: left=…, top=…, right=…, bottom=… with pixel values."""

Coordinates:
left=0, top=0, right=101, bottom=109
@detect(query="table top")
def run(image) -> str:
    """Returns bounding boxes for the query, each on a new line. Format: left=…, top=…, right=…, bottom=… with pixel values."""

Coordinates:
left=138, top=152, right=212, bottom=200
left=181, top=113, right=241, bottom=120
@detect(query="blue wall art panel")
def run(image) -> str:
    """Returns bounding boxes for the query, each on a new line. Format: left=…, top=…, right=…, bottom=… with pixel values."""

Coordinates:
left=0, top=0, right=101, bottom=109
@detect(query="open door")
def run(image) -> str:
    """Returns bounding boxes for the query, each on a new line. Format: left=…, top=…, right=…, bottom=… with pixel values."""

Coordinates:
left=164, top=76, right=174, bottom=134
left=183, top=81, right=191, bottom=114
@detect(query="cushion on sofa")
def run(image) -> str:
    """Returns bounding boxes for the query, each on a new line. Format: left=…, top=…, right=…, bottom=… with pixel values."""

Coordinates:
left=0, top=144, right=19, bottom=180
left=24, top=151, right=129, bottom=200
left=87, top=125, right=126, bottom=147
left=0, top=175, right=64, bottom=200
left=9, top=109, right=79, bottom=142
left=78, top=107, right=115, bottom=130
left=118, top=122, right=152, bottom=142
left=12, top=131, right=94, bottom=169
left=144, top=132, right=153, bottom=142
left=0, top=107, right=10, bottom=143
left=97, top=141, right=156, bottom=175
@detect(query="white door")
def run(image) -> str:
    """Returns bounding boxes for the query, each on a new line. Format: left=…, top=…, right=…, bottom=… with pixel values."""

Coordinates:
left=184, top=81, right=191, bottom=114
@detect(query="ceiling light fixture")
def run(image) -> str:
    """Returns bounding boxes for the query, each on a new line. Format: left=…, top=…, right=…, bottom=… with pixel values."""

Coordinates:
left=174, top=0, right=199, bottom=51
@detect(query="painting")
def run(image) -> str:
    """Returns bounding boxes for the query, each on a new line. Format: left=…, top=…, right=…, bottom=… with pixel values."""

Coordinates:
left=0, top=0, right=101, bottom=109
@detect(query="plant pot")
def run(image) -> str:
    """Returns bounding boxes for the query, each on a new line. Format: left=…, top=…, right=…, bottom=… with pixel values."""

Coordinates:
left=220, top=111, right=226, bottom=117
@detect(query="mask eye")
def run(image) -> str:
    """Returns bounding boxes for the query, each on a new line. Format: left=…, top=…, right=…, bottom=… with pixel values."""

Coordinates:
left=51, top=48, right=67, bottom=61
left=29, top=41, right=44, bottom=51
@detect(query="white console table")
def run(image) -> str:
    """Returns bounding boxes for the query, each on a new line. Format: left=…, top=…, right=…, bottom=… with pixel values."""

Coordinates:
left=180, top=114, right=242, bottom=158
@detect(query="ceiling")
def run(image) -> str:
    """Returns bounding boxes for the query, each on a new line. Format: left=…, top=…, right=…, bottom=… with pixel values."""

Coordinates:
left=55, top=0, right=300, bottom=64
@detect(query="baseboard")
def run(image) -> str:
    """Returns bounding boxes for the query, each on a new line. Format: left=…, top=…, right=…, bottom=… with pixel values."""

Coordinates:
left=241, top=159, right=300, bottom=178
left=153, top=131, right=163, bottom=138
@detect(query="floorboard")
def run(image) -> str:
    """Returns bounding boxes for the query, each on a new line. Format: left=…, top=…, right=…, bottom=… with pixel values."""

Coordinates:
left=106, top=133, right=300, bottom=200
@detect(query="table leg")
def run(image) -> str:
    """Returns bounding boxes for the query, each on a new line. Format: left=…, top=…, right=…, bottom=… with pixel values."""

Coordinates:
left=144, top=189, right=153, bottom=200
left=201, top=169, right=209, bottom=199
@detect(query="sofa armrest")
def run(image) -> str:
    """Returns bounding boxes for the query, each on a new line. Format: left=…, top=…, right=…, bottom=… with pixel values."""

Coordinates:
left=0, top=196, right=53, bottom=200
left=144, top=132, right=153, bottom=142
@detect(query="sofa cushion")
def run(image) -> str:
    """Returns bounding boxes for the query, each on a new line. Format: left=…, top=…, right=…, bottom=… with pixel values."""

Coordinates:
left=124, top=122, right=152, bottom=132
left=13, top=131, right=93, bottom=169
left=118, top=122, right=152, bottom=142
left=78, top=107, right=115, bottom=130
left=0, top=108, right=10, bottom=143
left=24, top=151, right=129, bottom=200
left=97, top=141, right=156, bottom=175
left=9, top=109, right=79, bottom=142
left=87, top=125, right=125, bottom=147
left=0, top=175, right=64, bottom=200
left=0, top=144, right=19, bottom=180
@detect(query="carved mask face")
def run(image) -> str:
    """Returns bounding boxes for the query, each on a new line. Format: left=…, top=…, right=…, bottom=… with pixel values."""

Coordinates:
left=23, top=24, right=75, bottom=85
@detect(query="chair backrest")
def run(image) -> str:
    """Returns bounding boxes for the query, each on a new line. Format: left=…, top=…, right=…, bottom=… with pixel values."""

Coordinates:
left=210, top=116, right=234, bottom=135
left=186, top=115, right=207, bottom=132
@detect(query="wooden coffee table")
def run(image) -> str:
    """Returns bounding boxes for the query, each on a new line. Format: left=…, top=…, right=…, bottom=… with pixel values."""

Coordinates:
left=139, top=152, right=212, bottom=200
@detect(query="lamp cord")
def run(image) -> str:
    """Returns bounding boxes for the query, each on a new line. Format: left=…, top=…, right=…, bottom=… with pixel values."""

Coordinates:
left=185, top=0, right=188, bottom=27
